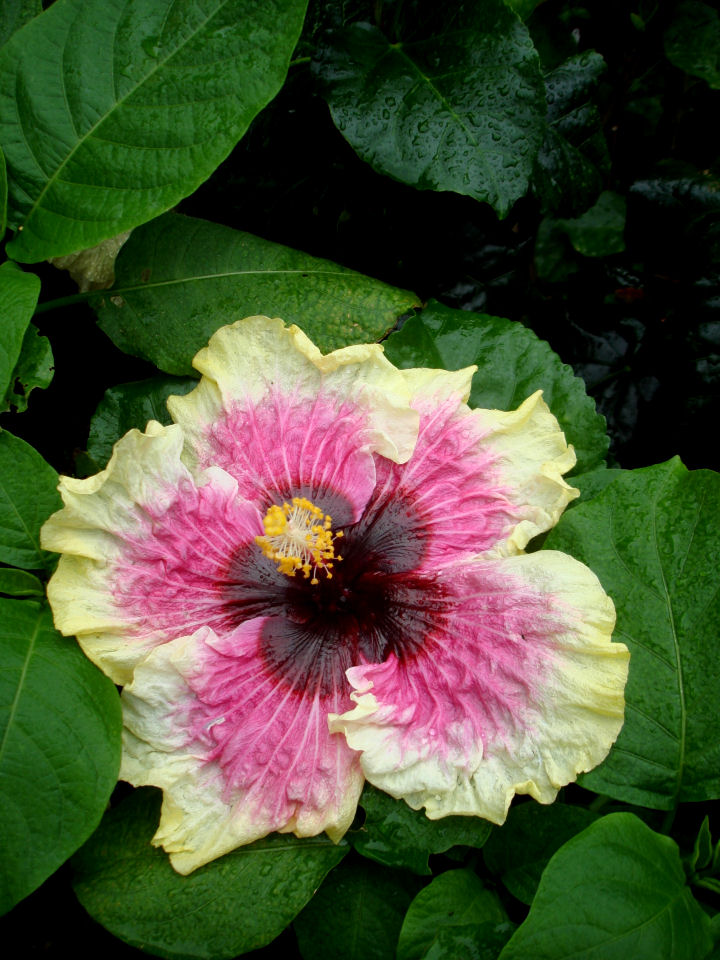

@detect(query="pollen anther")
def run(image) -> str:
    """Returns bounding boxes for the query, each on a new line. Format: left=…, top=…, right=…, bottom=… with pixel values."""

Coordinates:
left=255, top=496, right=343, bottom=583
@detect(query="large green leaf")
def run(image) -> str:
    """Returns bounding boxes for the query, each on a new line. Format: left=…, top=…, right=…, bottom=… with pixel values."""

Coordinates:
left=73, top=788, right=348, bottom=960
left=482, top=803, right=597, bottom=905
left=498, top=813, right=713, bottom=960
left=95, top=212, right=420, bottom=375
left=545, top=459, right=720, bottom=808
left=383, top=300, right=609, bottom=474
left=0, top=0, right=308, bottom=262
left=664, top=2, right=720, bottom=89
left=354, top=784, right=491, bottom=876
left=87, top=375, right=196, bottom=467
left=294, top=857, right=421, bottom=960
left=0, top=261, right=40, bottom=409
left=314, top=1, right=545, bottom=217
left=397, top=870, right=511, bottom=960
left=0, top=600, right=121, bottom=914
left=0, top=431, right=61, bottom=570
left=532, top=51, right=609, bottom=216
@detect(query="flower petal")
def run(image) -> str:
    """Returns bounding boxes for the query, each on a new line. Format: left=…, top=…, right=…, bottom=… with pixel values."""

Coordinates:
left=42, top=423, right=268, bottom=684
left=168, top=316, right=419, bottom=523
left=121, top=620, right=363, bottom=873
left=330, top=551, right=628, bottom=823
left=355, top=376, right=578, bottom=570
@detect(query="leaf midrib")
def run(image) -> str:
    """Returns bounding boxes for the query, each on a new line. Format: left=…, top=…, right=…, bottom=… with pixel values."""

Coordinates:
left=105, top=268, right=376, bottom=298
left=14, top=0, right=231, bottom=232
left=0, top=608, right=42, bottom=769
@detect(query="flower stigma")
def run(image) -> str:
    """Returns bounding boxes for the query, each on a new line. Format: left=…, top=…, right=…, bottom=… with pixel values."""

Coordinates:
left=255, top=496, right=343, bottom=584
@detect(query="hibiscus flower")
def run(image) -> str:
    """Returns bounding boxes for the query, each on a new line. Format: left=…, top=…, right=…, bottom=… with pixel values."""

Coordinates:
left=41, top=316, right=629, bottom=874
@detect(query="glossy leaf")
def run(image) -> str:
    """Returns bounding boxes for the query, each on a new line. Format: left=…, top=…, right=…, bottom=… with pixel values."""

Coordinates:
left=0, top=568, right=43, bottom=597
left=354, top=784, right=491, bottom=876
left=0, top=431, right=61, bottom=570
left=2, top=322, right=54, bottom=414
left=498, top=813, right=713, bottom=960
left=0, top=600, right=121, bottom=914
left=483, top=803, right=597, bottom=905
left=384, top=300, right=609, bottom=473
left=0, top=0, right=41, bottom=48
left=0, top=0, right=308, bottom=262
left=397, top=870, right=509, bottom=960
left=314, top=1, right=545, bottom=217
left=532, top=51, right=609, bottom=216
left=87, top=375, right=195, bottom=467
left=73, top=788, right=349, bottom=960
left=0, top=261, right=40, bottom=409
left=95, top=212, right=420, bottom=375
left=559, top=190, right=626, bottom=257
left=545, top=459, right=720, bottom=808
left=294, top=857, right=421, bottom=960
left=664, top=2, right=720, bottom=89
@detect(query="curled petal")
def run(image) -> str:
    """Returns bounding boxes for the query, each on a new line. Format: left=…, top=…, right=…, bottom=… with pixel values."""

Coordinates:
left=122, top=621, right=363, bottom=873
left=330, top=551, right=628, bottom=823
left=168, top=317, right=419, bottom=520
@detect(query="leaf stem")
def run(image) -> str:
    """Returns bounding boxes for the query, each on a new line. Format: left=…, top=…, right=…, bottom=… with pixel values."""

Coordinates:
left=34, top=291, right=99, bottom=315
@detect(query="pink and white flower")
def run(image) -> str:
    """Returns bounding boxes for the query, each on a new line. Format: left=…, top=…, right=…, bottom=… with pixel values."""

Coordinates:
left=41, top=316, right=629, bottom=874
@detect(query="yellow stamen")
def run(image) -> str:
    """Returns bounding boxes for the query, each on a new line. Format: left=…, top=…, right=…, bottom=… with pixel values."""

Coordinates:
left=255, top=496, right=343, bottom=583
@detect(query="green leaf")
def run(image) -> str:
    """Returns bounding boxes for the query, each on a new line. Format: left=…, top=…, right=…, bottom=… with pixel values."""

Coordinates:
left=73, top=787, right=349, bottom=960
left=691, top=816, right=714, bottom=872
left=0, top=568, right=43, bottom=597
left=87, top=375, right=196, bottom=467
left=1, top=322, right=54, bottom=414
left=498, top=813, right=713, bottom=960
left=0, top=431, right=61, bottom=570
left=314, top=2, right=545, bottom=218
left=383, top=300, right=609, bottom=473
left=558, top=190, right=626, bottom=257
left=664, top=2, right=720, bottom=89
left=353, top=784, right=491, bottom=876
left=570, top=466, right=625, bottom=503
left=532, top=51, right=609, bottom=216
left=95, top=212, right=420, bottom=375
left=0, top=145, right=6, bottom=239
left=545, top=459, right=720, bottom=808
left=0, top=261, right=40, bottom=407
left=294, top=857, right=421, bottom=960
left=0, top=0, right=41, bottom=49
left=505, top=0, right=545, bottom=19
left=397, top=870, right=509, bottom=960
left=483, top=803, right=597, bottom=905
left=0, top=599, right=121, bottom=914
left=0, top=0, right=309, bottom=262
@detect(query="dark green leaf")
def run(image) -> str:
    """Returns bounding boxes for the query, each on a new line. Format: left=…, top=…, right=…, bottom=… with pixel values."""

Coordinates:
left=87, top=375, right=196, bottom=467
left=0, top=568, right=43, bottom=597
left=0, top=261, right=40, bottom=408
left=0, top=0, right=41, bottom=49
left=73, top=788, right=349, bottom=960
left=353, top=784, right=491, bottom=876
left=0, top=0, right=308, bottom=262
left=532, top=51, right=609, bottom=216
left=384, top=300, right=609, bottom=473
left=314, top=2, right=545, bottom=217
left=95, top=212, right=420, bottom=375
left=498, top=813, right=713, bottom=960
left=0, top=431, right=61, bottom=570
left=0, top=600, right=121, bottom=914
left=1, top=322, right=53, bottom=414
left=559, top=190, right=626, bottom=257
left=0, top=145, right=6, bottom=239
left=664, top=2, right=720, bottom=89
left=545, top=459, right=720, bottom=808
left=294, top=857, right=421, bottom=960
left=483, top=803, right=597, bottom=905
left=423, top=922, right=516, bottom=960
left=397, top=870, right=508, bottom=960
left=505, top=0, right=544, bottom=19
left=692, top=817, right=714, bottom=872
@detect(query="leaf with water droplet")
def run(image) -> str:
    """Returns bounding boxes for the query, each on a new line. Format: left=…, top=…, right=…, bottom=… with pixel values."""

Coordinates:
left=314, top=1, right=545, bottom=217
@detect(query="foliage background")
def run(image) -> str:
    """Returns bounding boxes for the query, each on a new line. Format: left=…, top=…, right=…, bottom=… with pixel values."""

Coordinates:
left=1, top=0, right=719, bottom=957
